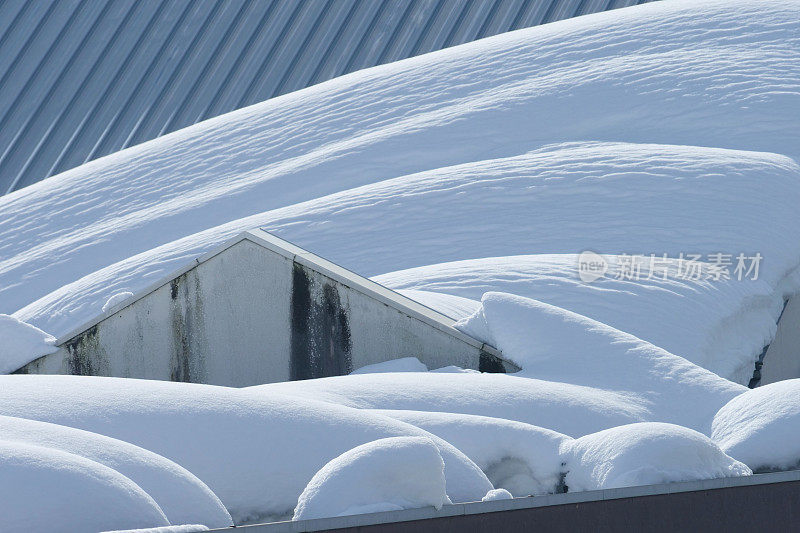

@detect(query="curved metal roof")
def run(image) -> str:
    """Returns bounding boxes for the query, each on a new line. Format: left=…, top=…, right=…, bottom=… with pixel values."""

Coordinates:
left=0, top=0, right=653, bottom=194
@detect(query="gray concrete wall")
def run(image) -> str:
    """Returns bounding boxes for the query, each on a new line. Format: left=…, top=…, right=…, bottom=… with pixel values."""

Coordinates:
left=760, top=295, right=800, bottom=385
left=16, top=230, right=514, bottom=386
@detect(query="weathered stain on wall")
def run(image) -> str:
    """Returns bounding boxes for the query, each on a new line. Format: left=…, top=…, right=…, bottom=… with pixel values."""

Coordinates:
left=290, top=262, right=353, bottom=380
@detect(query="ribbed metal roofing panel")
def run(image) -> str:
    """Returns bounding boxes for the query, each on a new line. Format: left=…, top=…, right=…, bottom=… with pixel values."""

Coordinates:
left=0, top=0, right=655, bottom=194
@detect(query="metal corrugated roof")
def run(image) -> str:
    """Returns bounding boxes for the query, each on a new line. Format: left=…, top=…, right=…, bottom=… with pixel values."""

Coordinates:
left=0, top=0, right=653, bottom=194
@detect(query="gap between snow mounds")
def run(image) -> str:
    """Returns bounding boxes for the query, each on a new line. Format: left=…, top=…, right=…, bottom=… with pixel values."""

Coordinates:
left=13, top=141, right=800, bottom=345
left=2, top=0, right=799, bottom=321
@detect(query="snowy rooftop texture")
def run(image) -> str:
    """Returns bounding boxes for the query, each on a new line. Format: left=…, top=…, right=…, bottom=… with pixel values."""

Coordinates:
left=2, top=0, right=800, bottom=530
left=0, top=0, right=653, bottom=194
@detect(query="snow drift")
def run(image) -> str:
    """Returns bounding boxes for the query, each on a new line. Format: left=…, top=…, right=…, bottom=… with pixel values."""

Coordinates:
left=252, top=372, right=654, bottom=437
left=561, top=423, right=751, bottom=491
left=0, top=440, right=169, bottom=533
left=369, top=409, right=570, bottom=496
left=711, top=379, right=800, bottom=472
left=0, top=315, right=57, bottom=374
left=0, top=0, right=797, bottom=365
left=293, top=437, right=450, bottom=520
left=0, top=375, right=489, bottom=523
left=378, top=254, right=781, bottom=383
left=0, top=415, right=232, bottom=529
left=455, top=292, right=746, bottom=432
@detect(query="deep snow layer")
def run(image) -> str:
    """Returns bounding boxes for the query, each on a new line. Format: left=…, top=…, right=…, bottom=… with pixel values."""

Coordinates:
left=378, top=254, right=781, bottom=383
left=0, top=0, right=797, bottom=351
left=3, top=1, right=800, bottom=528
left=0, top=375, right=490, bottom=523
left=561, top=423, right=751, bottom=491
left=293, top=437, right=450, bottom=520
left=455, top=292, right=746, bottom=432
left=712, top=379, right=800, bottom=472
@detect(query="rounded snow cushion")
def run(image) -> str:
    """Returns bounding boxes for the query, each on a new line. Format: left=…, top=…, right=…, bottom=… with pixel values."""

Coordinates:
left=0, top=440, right=169, bottom=532
left=369, top=409, right=569, bottom=496
left=561, top=422, right=751, bottom=491
left=293, top=437, right=450, bottom=520
left=711, top=379, right=800, bottom=471
left=0, top=375, right=489, bottom=522
left=0, top=415, right=232, bottom=528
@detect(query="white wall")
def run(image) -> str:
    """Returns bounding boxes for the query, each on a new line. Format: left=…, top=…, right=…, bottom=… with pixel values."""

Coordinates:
left=17, top=231, right=513, bottom=386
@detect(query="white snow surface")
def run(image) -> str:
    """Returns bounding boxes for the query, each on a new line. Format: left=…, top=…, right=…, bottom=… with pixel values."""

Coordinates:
left=368, top=409, right=569, bottom=496
left=351, top=357, right=428, bottom=374
left=561, top=423, right=752, bottom=492
left=379, top=255, right=781, bottom=382
left=482, top=489, right=513, bottom=501
left=293, top=437, right=450, bottom=520
left=252, top=372, right=655, bottom=438
left=102, top=291, right=135, bottom=313
left=0, top=0, right=797, bottom=358
left=0, top=439, right=169, bottom=533
left=3, top=0, right=800, bottom=524
left=0, top=375, right=490, bottom=523
left=0, top=415, right=232, bottom=529
left=711, top=379, right=800, bottom=472
left=455, top=292, right=746, bottom=432
left=0, top=314, right=57, bottom=374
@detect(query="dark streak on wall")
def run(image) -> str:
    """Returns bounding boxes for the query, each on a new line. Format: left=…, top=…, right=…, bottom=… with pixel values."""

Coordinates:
left=290, top=262, right=352, bottom=380
left=65, top=325, right=105, bottom=375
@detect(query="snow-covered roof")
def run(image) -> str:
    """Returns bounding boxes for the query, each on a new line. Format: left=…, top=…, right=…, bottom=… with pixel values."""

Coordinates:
left=0, top=0, right=654, bottom=194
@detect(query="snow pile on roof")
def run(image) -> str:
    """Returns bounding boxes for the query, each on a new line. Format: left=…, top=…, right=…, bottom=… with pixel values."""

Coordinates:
left=0, top=375, right=490, bottom=523
left=293, top=437, right=450, bottom=520
left=3, top=0, right=800, bottom=527
left=455, top=292, right=746, bottom=432
left=0, top=315, right=57, bottom=374
left=378, top=254, right=780, bottom=383
left=368, top=410, right=569, bottom=496
left=252, top=372, right=651, bottom=437
left=0, top=440, right=170, bottom=532
left=0, top=0, right=797, bottom=358
left=0, top=415, right=232, bottom=529
left=482, top=489, right=514, bottom=502
left=561, top=423, right=752, bottom=492
left=711, top=379, right=800, bottom=472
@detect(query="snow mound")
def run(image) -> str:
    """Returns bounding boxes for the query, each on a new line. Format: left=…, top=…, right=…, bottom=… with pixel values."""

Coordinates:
left=711, top=379, right=800, bottom=472
left=351, top=357, right=428, bottom=374
left=0, top=439, right=169, bottom=532
left=561, top=423, right=751, bottom=492
left=379, top=254, right=780, bottom=382
left=0, top=315, right=57, bottom=373
left=294, top=437, right=450, bottom=520
left=455, top=292, right=746, bottom=432
left=0, top=375, right=489, bottom=522
left=251, top=372, right=651, bottom=437
left=370, top=409, right=569, bottom=496
left=3, top=0, right=799, bottom=344
left=102, top=291, right=134, bottom=313
left=482, top=489, right=513, bottom=502
left=0, top=415, right=232, bottom=529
